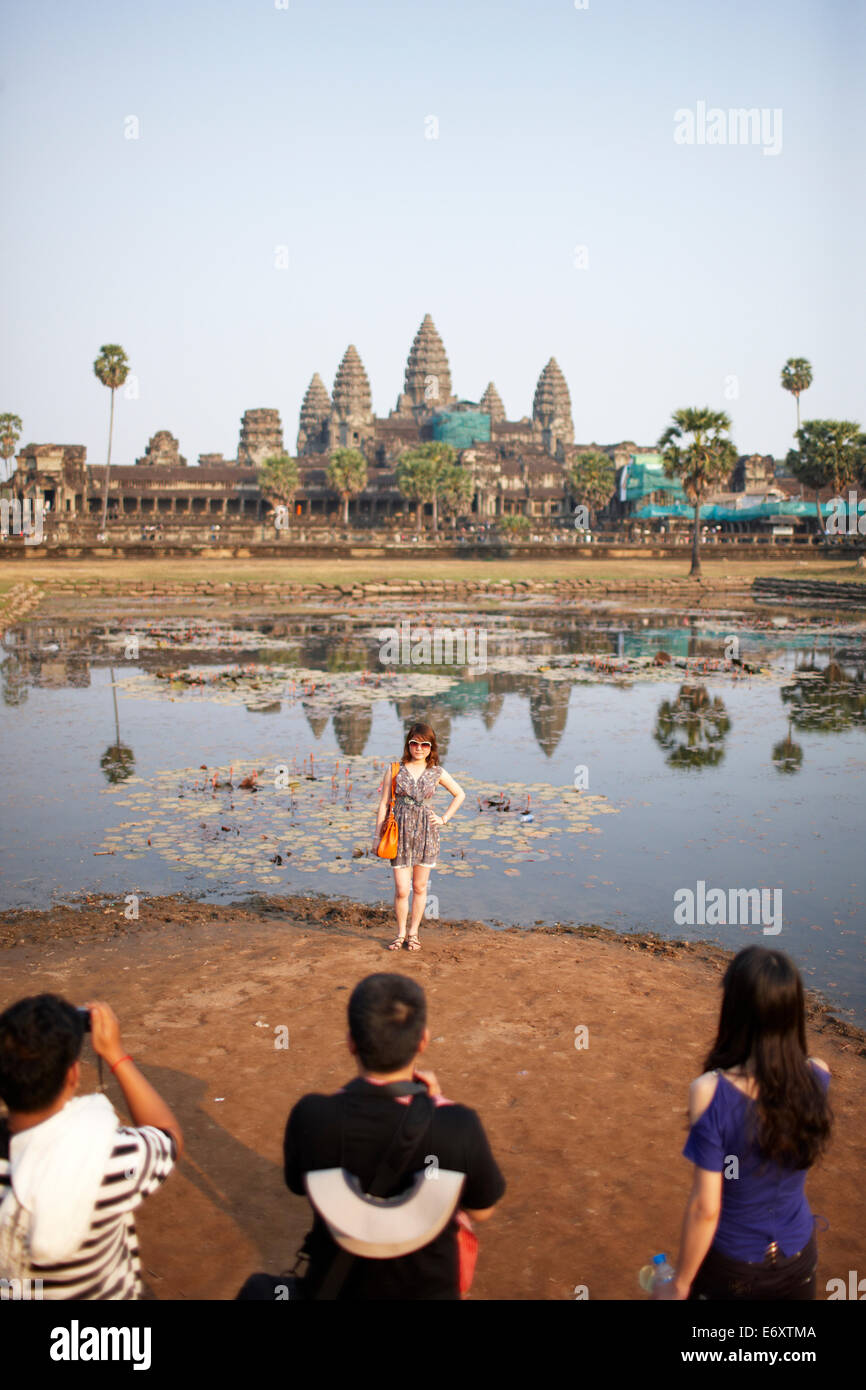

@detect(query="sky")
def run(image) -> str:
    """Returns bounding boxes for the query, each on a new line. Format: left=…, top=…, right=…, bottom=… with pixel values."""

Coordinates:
left=2, top=0, right=864, bottom=468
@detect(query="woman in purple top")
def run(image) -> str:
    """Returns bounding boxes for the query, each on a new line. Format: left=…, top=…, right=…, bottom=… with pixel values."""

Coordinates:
left=374, top=723, right=465, bottom=952
left=659, top=946, right=832, bottom=1300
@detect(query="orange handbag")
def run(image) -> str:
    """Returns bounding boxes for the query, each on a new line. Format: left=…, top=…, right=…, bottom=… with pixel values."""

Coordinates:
left=376, top=761, right=400, bottom=859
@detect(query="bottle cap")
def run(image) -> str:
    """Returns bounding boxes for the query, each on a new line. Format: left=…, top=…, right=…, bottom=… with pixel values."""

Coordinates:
left=652, top=1253, right=667, bottom=1264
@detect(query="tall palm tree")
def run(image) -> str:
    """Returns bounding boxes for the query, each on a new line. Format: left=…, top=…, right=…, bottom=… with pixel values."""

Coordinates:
left=326, top=447, right=367, bottom=526
left=258, top=453, right=300, bottom=529
left=781, top=358, right=813, bottom=433
left=657, top=407, right=738, bottom=577
left=94, top=345, right=130, bottom=533
left=0, top=413, right=23, bottom=483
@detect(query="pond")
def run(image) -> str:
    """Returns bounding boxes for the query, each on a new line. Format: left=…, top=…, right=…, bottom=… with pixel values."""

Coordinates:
left=2, top=597, right=865, bottom=1024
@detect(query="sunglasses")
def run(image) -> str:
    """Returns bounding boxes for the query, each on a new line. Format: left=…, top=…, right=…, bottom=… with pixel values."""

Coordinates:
left=409, top=740, right=432, bottom=749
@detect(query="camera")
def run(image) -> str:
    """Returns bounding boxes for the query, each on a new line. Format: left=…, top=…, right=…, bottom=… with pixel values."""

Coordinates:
left=77, top=1006, right=92, bottom=1033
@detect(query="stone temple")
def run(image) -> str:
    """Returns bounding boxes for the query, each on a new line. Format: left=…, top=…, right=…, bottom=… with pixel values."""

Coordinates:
left=12, top=315, right=660, bottom=524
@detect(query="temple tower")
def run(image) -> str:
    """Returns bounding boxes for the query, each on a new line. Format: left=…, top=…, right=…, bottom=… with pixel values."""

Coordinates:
left=297, top=373, right=331, bottom=454
left=479, top=382, right=506, bottom=423
left=395, top=314, right=454, bottom=417
left=331, top=346, right=374, bottom=449
left=135, top=430, right=187, bottom=467
left=532, top=358, right=574, bottom=455
left=237, top=409, right=284, bottom=468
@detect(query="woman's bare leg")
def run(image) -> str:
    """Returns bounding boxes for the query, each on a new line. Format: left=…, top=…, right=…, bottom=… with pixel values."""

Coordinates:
left=408, top=866, right=431, bottom=939
left=392, top=866, right=412, bottom=942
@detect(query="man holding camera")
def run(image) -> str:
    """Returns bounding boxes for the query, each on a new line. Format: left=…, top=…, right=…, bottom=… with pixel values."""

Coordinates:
left=0, top=994, right=182, bottom=1300
left=283, top=973, right=505, bottom=1300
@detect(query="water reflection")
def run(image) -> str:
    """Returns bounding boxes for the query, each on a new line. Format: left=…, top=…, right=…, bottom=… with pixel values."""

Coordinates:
left=332, top=705, right=373, bottom=757
left=781, top=660, right=866, bottom=734
left=771, top=723, right=804, bottom=774
left=101, top=667, right=136, bottom=784
left=653, top=685, right=731, bottom=770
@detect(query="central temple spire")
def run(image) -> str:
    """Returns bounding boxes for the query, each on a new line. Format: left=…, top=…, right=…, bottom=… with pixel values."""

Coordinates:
left=395, top=313, right=453, bottom=416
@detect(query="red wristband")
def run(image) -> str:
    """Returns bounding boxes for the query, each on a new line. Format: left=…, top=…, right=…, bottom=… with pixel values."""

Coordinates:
left=110, top=1055, right=133, bottom=1073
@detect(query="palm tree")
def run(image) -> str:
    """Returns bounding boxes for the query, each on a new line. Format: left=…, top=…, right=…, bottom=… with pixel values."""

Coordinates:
left=438, top=461, right=474, bottom=532
left=396, top=442, right=454, bottom=532
left=781, top=358, right=813, bottom=433
left=786, top=419, right=865, bottom=533
left=658, top=407, right=738, bottom=576
left=566, top=449, right=616, bottom=528
left=394, top=444, right=446, bottom=531
left=326, top=447, right=367, bottom=526
left=93, top=345, right=131, bottom=533
left=258, top=453, right=300, bottom=529
left=0, top=413, right=23, bottom=483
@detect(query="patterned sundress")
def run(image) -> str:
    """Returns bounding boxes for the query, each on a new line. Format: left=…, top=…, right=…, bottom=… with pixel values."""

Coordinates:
left=392, top=763, right=444, bottom=868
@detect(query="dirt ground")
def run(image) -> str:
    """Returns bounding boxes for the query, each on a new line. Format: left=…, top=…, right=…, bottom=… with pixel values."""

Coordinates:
left=1, top=894, right=863, bottom=1301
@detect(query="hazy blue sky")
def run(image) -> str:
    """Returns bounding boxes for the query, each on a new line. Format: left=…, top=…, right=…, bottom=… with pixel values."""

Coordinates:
left=2, top=0, right=863, bottom=467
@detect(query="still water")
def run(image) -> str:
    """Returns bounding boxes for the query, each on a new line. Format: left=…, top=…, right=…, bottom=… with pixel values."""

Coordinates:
left=2, top=602, right=864, bottom=1024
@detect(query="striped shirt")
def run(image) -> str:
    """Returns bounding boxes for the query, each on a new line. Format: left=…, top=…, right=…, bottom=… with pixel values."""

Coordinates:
left=0, top=1117, right=176, bottom=1300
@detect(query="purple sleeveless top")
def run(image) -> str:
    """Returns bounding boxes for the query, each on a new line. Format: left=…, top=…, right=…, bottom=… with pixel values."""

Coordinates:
left=682, top=1062, right=830, bottom=1261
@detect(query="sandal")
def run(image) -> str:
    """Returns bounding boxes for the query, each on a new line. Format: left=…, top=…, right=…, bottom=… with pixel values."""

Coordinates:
left=389, top=936, right=406, bottom=950
left=406, top=934, right=421, bottom=951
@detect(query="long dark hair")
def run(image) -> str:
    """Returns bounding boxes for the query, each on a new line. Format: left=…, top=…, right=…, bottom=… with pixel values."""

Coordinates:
left=401, top=723, right=440, bottom=768
left=704, top=947, right=831, bottom=1169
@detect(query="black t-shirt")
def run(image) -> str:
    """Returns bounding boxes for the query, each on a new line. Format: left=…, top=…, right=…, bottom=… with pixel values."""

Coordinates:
left=283, top=1077, right=505, bottom=1300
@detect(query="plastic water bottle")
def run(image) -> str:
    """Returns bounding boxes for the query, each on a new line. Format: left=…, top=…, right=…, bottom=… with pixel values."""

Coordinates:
left=638, top=1253, right=676, bottom=1294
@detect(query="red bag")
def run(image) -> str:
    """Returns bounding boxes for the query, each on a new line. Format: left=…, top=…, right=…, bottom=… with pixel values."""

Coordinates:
left=456, top=1213, right=479, bottom=1296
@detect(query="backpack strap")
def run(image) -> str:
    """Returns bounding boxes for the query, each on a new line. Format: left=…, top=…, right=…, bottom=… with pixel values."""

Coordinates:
left=314, top=1084, right=433, bottom=1301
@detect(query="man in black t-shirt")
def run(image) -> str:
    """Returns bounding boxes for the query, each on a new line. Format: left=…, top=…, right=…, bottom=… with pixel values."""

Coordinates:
left=283, top=973, right=505, bottom=1300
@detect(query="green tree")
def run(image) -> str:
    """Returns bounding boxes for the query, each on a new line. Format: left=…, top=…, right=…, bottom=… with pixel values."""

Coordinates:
left=93, top=345, right=131, bottom=533
left=658, top=408, right=738, bottom=577
left=786, top=419, right=866, bottom=533
left=396, top=442, right=455, bottom=531
left=258, top=453, right=300, bottom=530
left=0, top=413, right=23, bottom=483
left=326, top=447, right=367, bottom=527
left=566, top=449, right=616, bottom=527
left=780, top=358, right=813, bottom=433
left=438, top=462, right=474, bottom=531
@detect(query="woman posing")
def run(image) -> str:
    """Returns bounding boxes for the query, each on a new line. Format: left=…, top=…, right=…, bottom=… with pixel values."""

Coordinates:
left=658, top=946, right=832, bottom=1300
left=374, top=724, right=465, bottom=952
